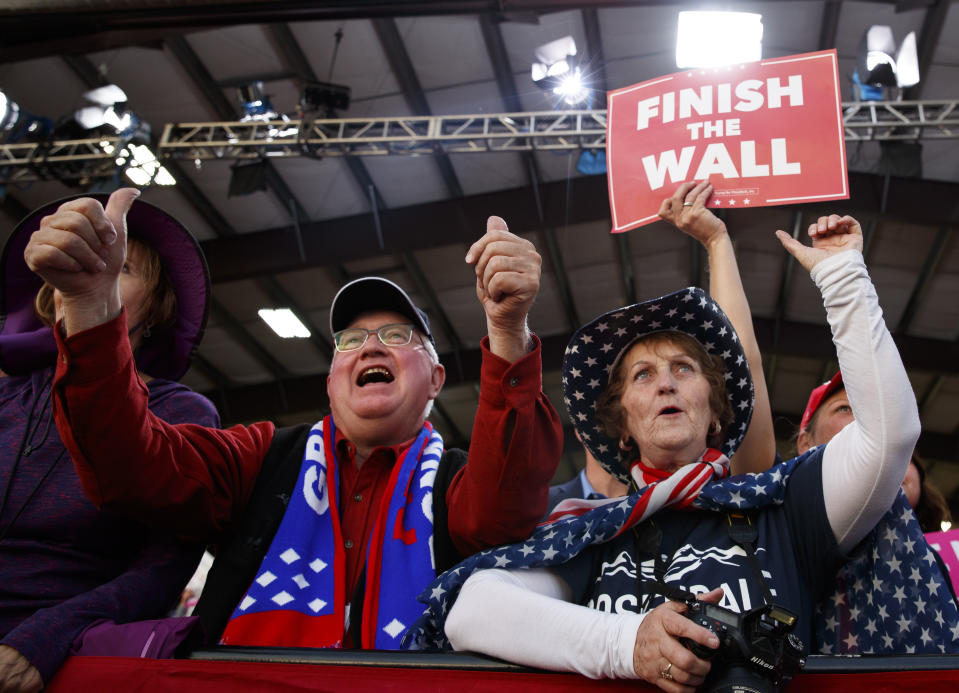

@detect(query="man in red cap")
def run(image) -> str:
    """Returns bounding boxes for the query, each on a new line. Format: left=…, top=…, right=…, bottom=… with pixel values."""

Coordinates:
left=796, top=372, right=851, bottom=455
left=24, top=188, right=563, bottom=650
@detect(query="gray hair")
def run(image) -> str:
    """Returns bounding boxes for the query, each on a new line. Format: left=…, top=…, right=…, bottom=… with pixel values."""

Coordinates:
left=417, top=331, right=441, bottom=418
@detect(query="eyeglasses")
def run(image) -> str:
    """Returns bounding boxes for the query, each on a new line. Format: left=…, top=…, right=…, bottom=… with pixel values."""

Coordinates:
left=333, top=322, right=416, bottom=352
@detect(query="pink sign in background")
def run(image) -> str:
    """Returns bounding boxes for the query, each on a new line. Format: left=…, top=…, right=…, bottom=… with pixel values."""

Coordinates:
left=606, top=49, right=849, bottom=232
left=925, top=529, right=959, bottom=595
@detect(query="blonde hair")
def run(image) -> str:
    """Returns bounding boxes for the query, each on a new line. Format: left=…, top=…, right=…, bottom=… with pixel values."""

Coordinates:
left=34, top=238, right=177, bottom=331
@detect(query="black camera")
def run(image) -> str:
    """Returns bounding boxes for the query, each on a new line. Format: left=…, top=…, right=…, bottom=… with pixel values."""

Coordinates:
left=682, top=600, right=806, bottom=693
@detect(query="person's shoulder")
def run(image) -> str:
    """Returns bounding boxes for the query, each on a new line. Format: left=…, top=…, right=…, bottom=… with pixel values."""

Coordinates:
left=548, top=475, right=582, bottom=505
left=778, top=448, right=828, bottom=513
left=267, top=422, right=313, bottom=455
left=147, top=378, right=220, bottom=426
left=441, top=447, right=468, bottom=465
left=782, top=447, right=827, bottom=477
left=147, top=378, right=204, bottom=403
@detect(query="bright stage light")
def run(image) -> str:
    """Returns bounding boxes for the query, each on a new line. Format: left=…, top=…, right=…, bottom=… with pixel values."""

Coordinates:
left=676, top=11, right=763, bottom=69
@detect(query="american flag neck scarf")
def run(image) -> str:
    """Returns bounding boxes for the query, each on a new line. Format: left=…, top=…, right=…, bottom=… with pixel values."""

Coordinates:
left=221, top=415, right=444, bottom=649
left=405, top=448, right=959, bottom=655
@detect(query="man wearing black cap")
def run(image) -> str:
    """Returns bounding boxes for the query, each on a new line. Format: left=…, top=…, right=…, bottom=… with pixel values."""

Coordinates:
left=25, top=188, right=563, bottom=650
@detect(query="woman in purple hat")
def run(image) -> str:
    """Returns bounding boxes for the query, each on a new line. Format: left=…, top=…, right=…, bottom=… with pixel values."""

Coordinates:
left=0, top=190, right=219, bottom=691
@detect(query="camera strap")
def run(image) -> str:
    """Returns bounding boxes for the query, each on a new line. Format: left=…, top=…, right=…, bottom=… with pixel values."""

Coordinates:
left=632, top=514, right=701, bottom=606
left=726, top=511, right=774, bottom=607
left=631, top=510, right=776, bottom=609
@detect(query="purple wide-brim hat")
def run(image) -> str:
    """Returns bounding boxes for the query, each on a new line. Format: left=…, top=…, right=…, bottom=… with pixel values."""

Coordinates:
left=562, top=286, right=754, bottom=482
left=0, top=194, right=210, bottom=381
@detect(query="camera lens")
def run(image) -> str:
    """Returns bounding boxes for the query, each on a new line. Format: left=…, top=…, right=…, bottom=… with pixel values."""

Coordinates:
left=704, top=664, right=778, bottom=693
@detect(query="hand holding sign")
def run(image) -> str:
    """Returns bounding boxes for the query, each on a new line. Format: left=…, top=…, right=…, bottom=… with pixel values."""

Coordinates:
left=658, top=181, right=727, bottom=249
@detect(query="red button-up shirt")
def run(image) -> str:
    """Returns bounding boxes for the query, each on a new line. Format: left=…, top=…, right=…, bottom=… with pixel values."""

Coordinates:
left=52, top=312, right=564, bottom=647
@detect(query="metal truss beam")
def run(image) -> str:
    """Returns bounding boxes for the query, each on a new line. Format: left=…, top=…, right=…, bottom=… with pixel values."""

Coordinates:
left=3, top=100, right=957, bottom=183
left=161, top=110, right=608, bottom=159
left=841, top=100, right=959, bottom=141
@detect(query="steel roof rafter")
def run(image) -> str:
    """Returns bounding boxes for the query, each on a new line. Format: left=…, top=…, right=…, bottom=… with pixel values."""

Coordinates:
left=264, top=18, right=468, bottom=370
left=371, top=17, right=465, bottom=199
left=479, top=15, right=580, bottom=331
left=188, top=171, right=959, bottom=286
left=164, top=37, right=332, bottom=386
left=895, top=226, right=952, bottom=335
left=903, top=0, right=950, bottom=102
left=817, top=1, right=843, bottom=52
left=582, top=7, right=635, bottom=307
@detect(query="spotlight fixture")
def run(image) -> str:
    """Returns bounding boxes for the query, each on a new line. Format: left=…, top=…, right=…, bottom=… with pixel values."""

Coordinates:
left=73, top=84, right=137, bottom=135
left=0, top=90, right=21, bottom=133
left=854, top=25, right=919, bottom=94
left=259, top=308, right=311, bottom=338
left=0, top=89, right=51, bottom=143
left=237, top=82, right=278, bottom=122
left=65, top=84, right=174, bottom=186
left=531, top=36, right=589, bottom=106
left=675, top=11, right=763, bottom=69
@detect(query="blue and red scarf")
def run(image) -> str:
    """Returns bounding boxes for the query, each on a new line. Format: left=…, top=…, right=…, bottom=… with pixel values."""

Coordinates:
left=222, top=415, right=443, bottom=649
left=405, top=448, right=959, bottom=655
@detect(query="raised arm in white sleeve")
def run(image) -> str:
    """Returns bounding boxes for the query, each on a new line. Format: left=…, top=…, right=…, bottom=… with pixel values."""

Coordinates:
left=445, top=567, right=644, bottom=679
left=813, top=250, right=921, bottom=553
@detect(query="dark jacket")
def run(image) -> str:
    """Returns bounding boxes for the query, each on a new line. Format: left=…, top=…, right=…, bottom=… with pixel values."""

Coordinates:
left=545, top=472, right=585, bottom=517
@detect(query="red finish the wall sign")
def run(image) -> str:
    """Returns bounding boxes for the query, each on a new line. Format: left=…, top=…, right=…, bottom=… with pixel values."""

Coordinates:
left=607, top=49, right=848, bottom=232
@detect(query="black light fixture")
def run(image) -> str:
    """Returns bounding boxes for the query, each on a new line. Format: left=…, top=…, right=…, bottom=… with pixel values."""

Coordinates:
left=302, top=81, right=351, bottom=116
left=228, top=160, right=269, bottom=197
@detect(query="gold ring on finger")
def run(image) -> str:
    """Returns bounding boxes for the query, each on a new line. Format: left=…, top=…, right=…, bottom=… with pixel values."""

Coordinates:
left=660, top=661, right=674, bottom=680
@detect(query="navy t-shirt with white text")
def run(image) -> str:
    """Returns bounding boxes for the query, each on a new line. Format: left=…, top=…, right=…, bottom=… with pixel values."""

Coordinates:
left=552, top=452, right=844, bottom=653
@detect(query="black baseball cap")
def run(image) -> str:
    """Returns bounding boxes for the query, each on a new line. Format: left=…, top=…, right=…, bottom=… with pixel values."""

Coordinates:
left=329, top=276, right=434, bottom=346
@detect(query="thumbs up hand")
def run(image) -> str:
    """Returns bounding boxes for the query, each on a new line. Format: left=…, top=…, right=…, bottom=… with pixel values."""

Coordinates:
left=24, top=187, right=140, bottom=335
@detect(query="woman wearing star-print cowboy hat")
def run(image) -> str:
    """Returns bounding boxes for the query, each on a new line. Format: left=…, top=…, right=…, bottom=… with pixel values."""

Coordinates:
left=0, top=189, right=219, bottom=691
left=406, top=206, right=959, bottom=688
left=544, top=179, right=777, bottom=514
left=546, top=180, right=775, bottom=517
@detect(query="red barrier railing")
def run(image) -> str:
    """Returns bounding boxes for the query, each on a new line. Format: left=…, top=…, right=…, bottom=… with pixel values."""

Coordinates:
left=46, top=649, right=959, bottom=692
